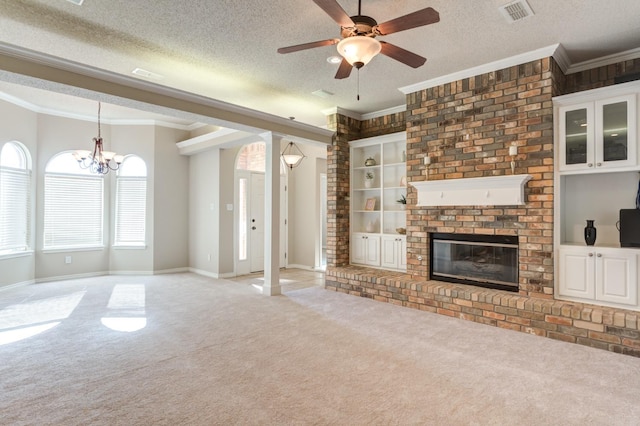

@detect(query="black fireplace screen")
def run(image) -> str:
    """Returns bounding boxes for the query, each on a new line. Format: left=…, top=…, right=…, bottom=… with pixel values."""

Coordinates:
left=430, top=233, right=518, bottom=292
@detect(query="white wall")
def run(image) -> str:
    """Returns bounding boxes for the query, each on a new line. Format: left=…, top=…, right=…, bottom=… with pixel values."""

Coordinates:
left=188, top=146, right=237, bottom=277
left=189, top=148, right=221, bottom=274
left=288, top=144, right=328, bottom=269
left=0, top=99, right=192, bottom=288
left=0, top=100, right=37, bottom=286
left=152, top=126, right=190, bottom=272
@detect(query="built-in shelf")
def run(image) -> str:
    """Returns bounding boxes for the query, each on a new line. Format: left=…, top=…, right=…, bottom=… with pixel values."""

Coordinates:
left=410, top=174, right=533, bottom=207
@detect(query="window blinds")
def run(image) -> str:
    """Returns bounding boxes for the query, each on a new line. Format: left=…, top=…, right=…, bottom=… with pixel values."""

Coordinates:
left=114, top=177, right=146, bottom=245
left=43, top=175, right=103, bottom=249
left=0, top=168, right=31, bottom=253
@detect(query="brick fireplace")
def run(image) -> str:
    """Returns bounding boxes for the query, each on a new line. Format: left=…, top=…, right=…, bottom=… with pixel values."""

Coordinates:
left=404, top=57, right=557, bottom=298
left=324, top=55, right=640, bottom=357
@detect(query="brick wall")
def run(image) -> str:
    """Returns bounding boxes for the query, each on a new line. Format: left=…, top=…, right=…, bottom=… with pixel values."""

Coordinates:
left=325, top=112, right=406, bottom=267
left=563, top=58, right=640, bottom=94
left=359, top=111, right=406, bottom=139
left=325, top=114, right=358, bottom=267
left=405, top=58, right=561, bottom=298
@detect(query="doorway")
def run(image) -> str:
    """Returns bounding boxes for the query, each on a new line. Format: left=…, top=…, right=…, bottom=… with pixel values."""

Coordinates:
left=235, top=142, right=287, bottom=275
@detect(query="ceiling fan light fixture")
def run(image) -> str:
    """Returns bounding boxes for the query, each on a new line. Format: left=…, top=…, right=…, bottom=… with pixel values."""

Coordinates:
left=337, top=36, right=381, bottom=68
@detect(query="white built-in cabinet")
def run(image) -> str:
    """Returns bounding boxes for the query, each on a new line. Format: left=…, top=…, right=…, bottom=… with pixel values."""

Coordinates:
left=558, top=246, right=637, bottom=307
left=350, top=133, right=407, bottom=271
left=554, top=80, right=640, bottom=311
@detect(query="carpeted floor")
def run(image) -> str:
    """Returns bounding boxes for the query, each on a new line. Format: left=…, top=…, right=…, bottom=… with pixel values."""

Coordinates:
left=1, top=270, right=639, bottom=425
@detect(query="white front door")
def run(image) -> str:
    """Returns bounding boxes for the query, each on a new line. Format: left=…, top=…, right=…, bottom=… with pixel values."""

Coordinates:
left=236, top=172, right=286, bottom=274
left=250, top=173, right=265, bottom=272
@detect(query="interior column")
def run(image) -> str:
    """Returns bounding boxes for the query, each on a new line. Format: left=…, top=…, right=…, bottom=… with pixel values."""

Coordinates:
left=260, top=132, right=282, bottom=296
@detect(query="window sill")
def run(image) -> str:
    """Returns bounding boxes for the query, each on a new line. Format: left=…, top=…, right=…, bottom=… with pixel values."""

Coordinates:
left=42, top=246, right=105, bottom=254
left=0, top=250, right=34, bottom=260
left=112, top=244, right=147, bottom=250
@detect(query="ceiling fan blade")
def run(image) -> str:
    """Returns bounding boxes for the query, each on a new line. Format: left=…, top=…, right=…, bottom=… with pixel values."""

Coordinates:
left=334, top=58, right=353, bottom=79
left=374, top=7, right=440, bottom=35
left=379, top=41, right=426, bottom=68
left=312, top=0, right=354, bottom=27
left=277, top=38, right=341, bottom=54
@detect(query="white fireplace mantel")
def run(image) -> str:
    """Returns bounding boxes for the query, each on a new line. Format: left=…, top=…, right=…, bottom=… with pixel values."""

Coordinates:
left=410, top=174, right=533, bottom=207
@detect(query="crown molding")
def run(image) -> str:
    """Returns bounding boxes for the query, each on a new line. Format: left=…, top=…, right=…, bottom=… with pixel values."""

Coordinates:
left=399, top=44, right=563, bottom=94
left=566, top=46, right=640, bottom=74
left=321, top=104, right=406, bottom=121
left=360, top=104, right=406, bottom=120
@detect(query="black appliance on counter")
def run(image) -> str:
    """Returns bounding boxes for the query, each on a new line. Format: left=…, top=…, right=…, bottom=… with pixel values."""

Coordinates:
left=619, top=209, right=640, bottom=247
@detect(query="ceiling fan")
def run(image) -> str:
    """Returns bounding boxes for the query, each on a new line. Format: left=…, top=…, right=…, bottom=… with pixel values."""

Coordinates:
left=277, top=0, right=440, bottom=79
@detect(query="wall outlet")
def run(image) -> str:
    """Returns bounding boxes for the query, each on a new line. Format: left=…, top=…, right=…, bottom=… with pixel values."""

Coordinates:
left=65, top=256, right=72, bottom=264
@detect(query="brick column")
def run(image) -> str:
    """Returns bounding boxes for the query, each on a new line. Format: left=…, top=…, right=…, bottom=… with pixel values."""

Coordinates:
left=326, top=113, right=360, bottom=267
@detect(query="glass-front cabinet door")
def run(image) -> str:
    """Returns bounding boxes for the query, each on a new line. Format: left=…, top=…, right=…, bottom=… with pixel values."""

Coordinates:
left=595, top=94, right=636, bottom=169
left=559, top=103, right=594, bottom=171
left=559, top=95, right=637, bottom=172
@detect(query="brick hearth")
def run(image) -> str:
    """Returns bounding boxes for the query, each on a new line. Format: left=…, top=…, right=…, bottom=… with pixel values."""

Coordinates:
left=326, top=266, right=640, bottom=357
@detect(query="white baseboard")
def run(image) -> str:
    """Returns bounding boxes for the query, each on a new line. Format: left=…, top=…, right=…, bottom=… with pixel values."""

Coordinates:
left=34, top=271, right=108, bottom=284
left=0, top=279, right=36, bottom=291
left=189, top=267, right=236, bottom=279
left=286, top=264, right=315, bottom=271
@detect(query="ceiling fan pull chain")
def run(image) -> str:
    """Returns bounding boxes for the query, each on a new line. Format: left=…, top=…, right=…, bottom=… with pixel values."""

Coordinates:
left=357, top=69, right=360, bottom=101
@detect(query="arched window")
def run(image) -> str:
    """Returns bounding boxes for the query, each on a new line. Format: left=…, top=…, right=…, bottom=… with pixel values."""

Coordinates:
left=43, top=152, right=104, bottom=249
left=114, top=155, right=147, bottom=246
left=236, top=142, right=266, bottom=172
left=0, top=142, right=32, bottom=255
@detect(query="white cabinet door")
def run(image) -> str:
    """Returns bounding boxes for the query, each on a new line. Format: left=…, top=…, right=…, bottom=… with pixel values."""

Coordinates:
left=559, top=103, right=595, bottom=172
left=595, top=248, right=638, bottom=306
left=351, top=233, right=380, bottom=266
left=594, top=94, right=636, bottom=170
left=364, top=234, right=380, bottom=266
left=351, top=233, right=367, bottom=264
left=399, top=236, right=407, bottom=269
left=381, top=236, right=398, bottom=269
left=380, top=235, right=406, bottom=270
left=558, top=246, right=596, bottom=299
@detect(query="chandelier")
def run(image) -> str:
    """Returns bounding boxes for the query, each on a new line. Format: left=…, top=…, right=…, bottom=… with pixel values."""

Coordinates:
left=73, top=102, right=123, bottom=174
left=281, top=141, right=306, bottom=169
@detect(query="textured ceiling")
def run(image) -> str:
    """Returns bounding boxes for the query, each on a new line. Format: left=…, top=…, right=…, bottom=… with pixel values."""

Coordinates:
left=1, top=0, right=640, bottom=127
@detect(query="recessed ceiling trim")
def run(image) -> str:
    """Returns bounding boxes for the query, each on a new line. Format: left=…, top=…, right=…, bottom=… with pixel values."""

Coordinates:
left=0, top=90, right=195, bottom=130
left=0, top=41, right=334, bottom=144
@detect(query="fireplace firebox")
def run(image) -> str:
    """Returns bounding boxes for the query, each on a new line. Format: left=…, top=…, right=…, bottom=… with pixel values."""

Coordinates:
left=430, top=233, right=519, bottom=292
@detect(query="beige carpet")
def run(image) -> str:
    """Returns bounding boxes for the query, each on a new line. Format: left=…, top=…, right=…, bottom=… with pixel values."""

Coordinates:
left=1, top=271, right=639, bottom=425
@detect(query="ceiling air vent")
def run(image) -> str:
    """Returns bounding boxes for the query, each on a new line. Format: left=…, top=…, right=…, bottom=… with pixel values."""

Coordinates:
left=499, top=0, right=534, bottom=23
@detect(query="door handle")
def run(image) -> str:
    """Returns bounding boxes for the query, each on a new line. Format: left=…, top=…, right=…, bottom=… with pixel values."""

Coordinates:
left=252, top=226, right=256, bottom=230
